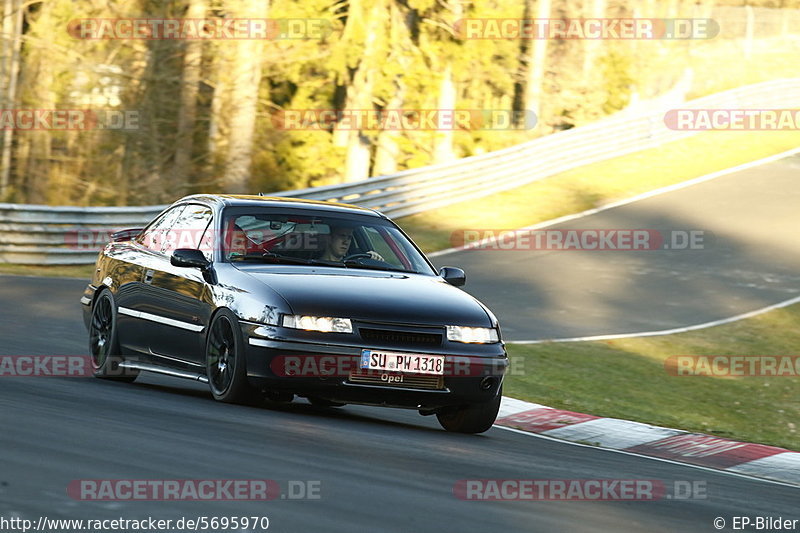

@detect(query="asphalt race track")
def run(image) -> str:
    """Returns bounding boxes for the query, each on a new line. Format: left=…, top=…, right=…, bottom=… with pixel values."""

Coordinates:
left=440, top=153, right=800, bottom=340
left=0, top=314, right=797, bottom=533
left=2, top=157, right=799, bottom=532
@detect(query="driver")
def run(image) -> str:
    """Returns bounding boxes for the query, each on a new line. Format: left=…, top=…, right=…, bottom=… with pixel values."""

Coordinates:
left=225, top=223, right=250, bottom=259
left=318, top=225, right=384, bottom=262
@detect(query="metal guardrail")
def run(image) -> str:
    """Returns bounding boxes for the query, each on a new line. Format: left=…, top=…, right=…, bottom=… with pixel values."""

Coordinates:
left=276, top=78, right=800, bottom=218
left=0, top=203, right=168, bottom=264
left=2, top=78, right=800, bottom=265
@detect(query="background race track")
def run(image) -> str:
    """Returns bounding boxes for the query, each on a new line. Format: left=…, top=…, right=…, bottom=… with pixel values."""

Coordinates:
left=2, top=157, right=799, bottom=532
left=445, top=154, right=800, bottom=340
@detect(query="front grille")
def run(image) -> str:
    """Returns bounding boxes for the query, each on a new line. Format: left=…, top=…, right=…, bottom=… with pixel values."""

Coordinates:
left=359, top=328, right=442, bottom=347
left=348, top=370, right=445, bottom=390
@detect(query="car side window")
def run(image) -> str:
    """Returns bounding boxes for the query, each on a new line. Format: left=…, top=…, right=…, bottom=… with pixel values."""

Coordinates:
left=136, top=205, right=186, bottom=252
left=162, top=204, right=213, bottom=257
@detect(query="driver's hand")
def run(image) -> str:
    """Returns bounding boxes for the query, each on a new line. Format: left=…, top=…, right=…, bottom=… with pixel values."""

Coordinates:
left=366, top=251, right=384, bottom=261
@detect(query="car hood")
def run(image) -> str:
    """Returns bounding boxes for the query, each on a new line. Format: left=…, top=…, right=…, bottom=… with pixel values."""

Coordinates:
left=239, top=267, right=493, bottom=327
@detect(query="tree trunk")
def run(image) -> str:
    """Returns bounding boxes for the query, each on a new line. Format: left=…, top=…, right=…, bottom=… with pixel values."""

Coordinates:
left=0, top=0, right=22, bottom=198
left=171, top=0, right=206, bottom=194
left=373, top=2, right=411, bottom=177
left=18, top=1, right=56, bottom=204
left=373, top=80, right=405, bottom=176
left=222, top=0, right=269, bottom=193
left=582, top=0, right=606, bottom=78
left=524, top=0, right=551, bottom=123
left=432, top=63, right=455, bottom=164
left=333, top=0, right=384, bottom=182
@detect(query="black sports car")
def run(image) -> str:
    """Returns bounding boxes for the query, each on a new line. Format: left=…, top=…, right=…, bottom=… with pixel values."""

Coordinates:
left=82, top=194, right=507, bottom=433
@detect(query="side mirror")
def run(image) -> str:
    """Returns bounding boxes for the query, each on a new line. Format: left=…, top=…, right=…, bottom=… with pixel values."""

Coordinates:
left=111, top=228, right=143, bottom=242
left=171, top=248, right=210, bottom=269
left=439, top=266, right=466, bottom=287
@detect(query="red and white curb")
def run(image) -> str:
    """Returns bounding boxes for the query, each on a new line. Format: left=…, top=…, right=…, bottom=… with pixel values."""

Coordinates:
left=496, top=397, right=800, bottom=486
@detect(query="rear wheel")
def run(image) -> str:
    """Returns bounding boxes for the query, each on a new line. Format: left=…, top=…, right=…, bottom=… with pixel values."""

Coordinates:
left=206, top=309, right=256, bottom=404
left=88, top=288, right=138, bottom=382
left=436, top=388, right=501, bottom=434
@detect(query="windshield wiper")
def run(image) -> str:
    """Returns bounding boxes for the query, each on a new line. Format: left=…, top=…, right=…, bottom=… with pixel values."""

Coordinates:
left=234, top=252, right=412, bottom=272
left=233, top=252, right=317, bottom=265
left=342, top=260, right=410, bottom=273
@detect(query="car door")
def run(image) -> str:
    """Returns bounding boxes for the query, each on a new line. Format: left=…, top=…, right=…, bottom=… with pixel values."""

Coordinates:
left=116, top=204, right=187, bottom=356
left=145, top=204, right=215, bottom=366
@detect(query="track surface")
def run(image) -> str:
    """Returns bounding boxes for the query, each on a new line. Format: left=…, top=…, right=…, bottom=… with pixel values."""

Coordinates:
left=439, top=154, right=800, bottom=340
left=0, top=283, right=797, bottom=532
left=3, top=157, right=800, bottom=531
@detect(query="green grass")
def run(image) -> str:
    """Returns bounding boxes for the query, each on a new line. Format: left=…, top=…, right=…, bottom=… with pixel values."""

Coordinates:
left=686, top=41, right=800, bottom=99
left=0, top=263, right=94, bottom=279
left=504, top=303, right=800, bottom=451
left=399, top=130, right=800, bottom=253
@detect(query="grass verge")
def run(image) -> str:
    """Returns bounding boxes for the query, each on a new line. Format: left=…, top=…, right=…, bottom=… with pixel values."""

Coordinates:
left=399, top=130, right=800, bottom=253
left=0, top=264, right=94, bottom=279
left=504, top=303, right=800, bottom=451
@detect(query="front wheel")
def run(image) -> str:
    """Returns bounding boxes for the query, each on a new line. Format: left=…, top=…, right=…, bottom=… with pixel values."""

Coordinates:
left=88, top=288, right=138, bottom=382
left=436, top=388, right=502, bottom=434
left=205, top=309, right=256, bottom=404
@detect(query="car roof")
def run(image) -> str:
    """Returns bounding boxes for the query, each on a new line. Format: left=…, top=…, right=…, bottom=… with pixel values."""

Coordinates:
left=177, top=194, right=385, bottom=217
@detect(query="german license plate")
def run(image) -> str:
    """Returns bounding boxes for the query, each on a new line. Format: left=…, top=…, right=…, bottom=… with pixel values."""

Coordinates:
left=360, top=349, right=445, bottom=375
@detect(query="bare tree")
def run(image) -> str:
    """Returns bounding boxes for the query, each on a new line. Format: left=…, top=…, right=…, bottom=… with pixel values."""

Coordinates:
left=16, top=0, right=58, bottom=204
left=432, top=63, right=455, bottom=164
left=171, top=0, right=206, bottom=193
left=372, top=1, right=412, bottom=176
left=582, top=0, right=606, bottom=78
left=372, top=79, right=405, bottom=176
left=0, top=0, right=23, bottom=198
left=526, top=0, right=551, bottom=122
left=333, top=0, right=386, bottom=182
left=222, top=0, right=269, bottom=193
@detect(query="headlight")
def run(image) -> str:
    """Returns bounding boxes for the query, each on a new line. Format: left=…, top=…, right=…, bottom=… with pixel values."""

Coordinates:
left=446, top=325, right=499, bottom=344
left=282, top=315, right=353, bottom=333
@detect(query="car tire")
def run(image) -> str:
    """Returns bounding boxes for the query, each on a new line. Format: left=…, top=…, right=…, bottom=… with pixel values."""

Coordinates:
left=88, top=288, right=138, bottom=382
left=205, top=309, right=257, bottom=404
left=436, top=387, right=502, bottom=434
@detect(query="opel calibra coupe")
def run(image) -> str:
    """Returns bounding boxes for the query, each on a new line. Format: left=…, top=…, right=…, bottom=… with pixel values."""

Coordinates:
left=82, top=195, right=507, bottom=433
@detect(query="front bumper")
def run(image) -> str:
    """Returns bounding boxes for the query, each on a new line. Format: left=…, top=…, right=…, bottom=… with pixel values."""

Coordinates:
left=242, top=334, right=507, bottom=410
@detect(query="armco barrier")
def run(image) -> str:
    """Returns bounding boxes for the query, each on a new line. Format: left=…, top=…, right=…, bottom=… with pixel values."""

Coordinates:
left=2, top=78, right=799, bottom=264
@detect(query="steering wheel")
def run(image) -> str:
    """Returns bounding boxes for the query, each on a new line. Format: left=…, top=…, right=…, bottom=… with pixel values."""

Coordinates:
left=343, top=253, right=372, bottom=262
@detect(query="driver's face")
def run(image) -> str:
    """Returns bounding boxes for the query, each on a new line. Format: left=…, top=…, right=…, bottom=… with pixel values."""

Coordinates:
left=228, top=228, right=247, bottom=256
left=329, top=227, right=353, bottom=258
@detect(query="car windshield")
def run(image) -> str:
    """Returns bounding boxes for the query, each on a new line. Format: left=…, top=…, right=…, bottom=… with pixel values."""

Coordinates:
left=220, top=208, right=436, bottom=275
